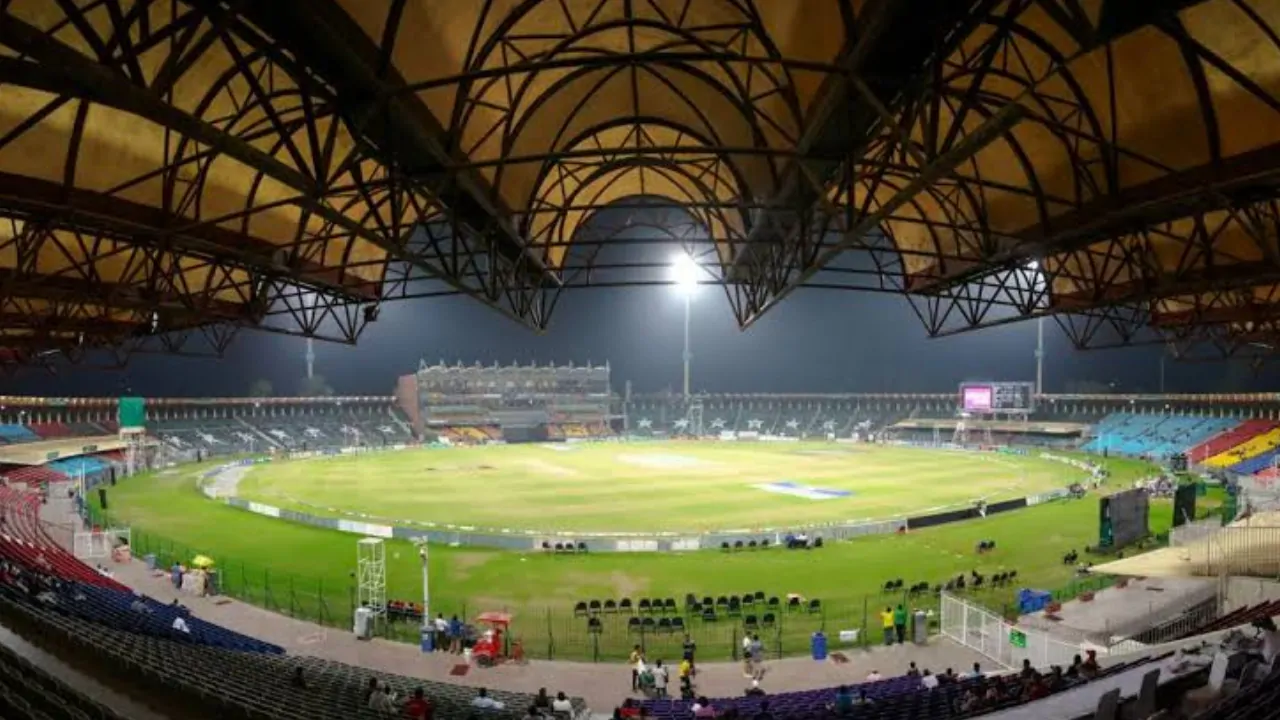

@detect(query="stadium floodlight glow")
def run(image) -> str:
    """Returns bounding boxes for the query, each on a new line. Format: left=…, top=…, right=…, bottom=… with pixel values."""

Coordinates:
left=672, top=253, right=700, bottom=295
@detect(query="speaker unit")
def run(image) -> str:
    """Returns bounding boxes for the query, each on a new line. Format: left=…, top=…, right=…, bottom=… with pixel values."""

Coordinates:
left=109, top=467, right=117, bottom=486
left=98, top=487, right=108, bottom=510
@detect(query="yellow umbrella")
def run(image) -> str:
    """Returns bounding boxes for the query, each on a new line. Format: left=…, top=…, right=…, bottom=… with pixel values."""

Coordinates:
left=191, top=555, right=215, bottom=569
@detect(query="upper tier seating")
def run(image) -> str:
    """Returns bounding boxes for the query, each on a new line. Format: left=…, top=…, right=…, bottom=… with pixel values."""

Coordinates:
left=0, top=425, right=40, bottom=444
left=1206, top=426, right=1280, bottom=468
left=1083, top=414, right=1237, bottom=457
left=27, top=422, right=73, bottom=439
left=1186, top=419, right=1278, bottom=463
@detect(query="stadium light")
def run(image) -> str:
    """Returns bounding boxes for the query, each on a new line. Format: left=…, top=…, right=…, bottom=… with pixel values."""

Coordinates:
left=671, top=254, right=699, bottom=397
left=672, top=253, right=700, bottom=295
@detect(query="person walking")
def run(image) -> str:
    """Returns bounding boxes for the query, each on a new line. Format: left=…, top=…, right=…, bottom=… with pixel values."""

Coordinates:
left=629, top=645, right=645, bottom=692
left=880, top=607, right=895, bottom=646
left=893, top=604, right=908, bottom=644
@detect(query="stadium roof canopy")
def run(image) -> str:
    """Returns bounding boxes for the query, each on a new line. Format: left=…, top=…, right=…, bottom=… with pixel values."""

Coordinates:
left=2, top=0, right=1280, bottom=370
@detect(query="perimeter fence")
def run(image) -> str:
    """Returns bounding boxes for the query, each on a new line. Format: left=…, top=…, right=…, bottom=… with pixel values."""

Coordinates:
left=84, top=499, right=1116, bottom=663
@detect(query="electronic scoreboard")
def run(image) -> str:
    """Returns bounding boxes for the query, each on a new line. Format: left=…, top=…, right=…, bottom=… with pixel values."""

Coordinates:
left=958, top=382, right=1035, bottom=414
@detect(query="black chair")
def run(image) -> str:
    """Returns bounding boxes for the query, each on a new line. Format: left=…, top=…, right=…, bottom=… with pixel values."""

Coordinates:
left=808, top=599, right=822, bottom=614
left=542, top=541, right=552, bottom=552
left=702, top=596, right=714, bottom=608
left=628, top=617, right=641, bottom=633
left=760, top=538, right=770, bottom=548
left=727, top=598, right=742, bottom=618
left=604, top=599, right=618, bottom=614
left=554, top=542, right=564, bottom=552
left=588, top=617, right=603, bottom=634
left=671, top=617, right=686, bottom=633
left=650, top=598, right=665, bottom=614
left=641, top=617, right=656, bottom=631
left=734, top=540, right=744, bottom=550
left=742, top=596, right=755, bottom=611
left=716, top=596, right=729, bottom=608
left=573, top=601, right=588, bottom=617
left=882, top=581, right=895, bottom=593
left=744, top=614, right=758, bottom=631
left=754, top=591, right=765, bottom=601
left=577, top=541, right=588, bottom=553
left=721, top=542, right=731, bottom=551
left=665, top=598, right=677, bottom=613
left=638, top=599, right=651, bottom=614
left=620, top=598, right=634, bottom=614
left=767, top=596, right=780, bottom=609
left=657, top=617, right=673, bottom=634
left=813, top=537, right=824, bottom=548
left=787, top=597, right=801, bottom=612
left=685, top=593, right=698, bottom=608
left=748, top=540, right=757, bottom=549
left=761, top=612, right=776, bottom=628
left=701, top=608, right=717, bottom=622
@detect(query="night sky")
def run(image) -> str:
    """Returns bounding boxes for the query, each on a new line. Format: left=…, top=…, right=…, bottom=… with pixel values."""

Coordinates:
left=1, top=285, right=1264, bottom=398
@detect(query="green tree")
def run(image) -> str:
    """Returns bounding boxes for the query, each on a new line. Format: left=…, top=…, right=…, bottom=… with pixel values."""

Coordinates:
left=299, top=374, right=334, bottom=397
left=248, top=378, right=274, bottom=397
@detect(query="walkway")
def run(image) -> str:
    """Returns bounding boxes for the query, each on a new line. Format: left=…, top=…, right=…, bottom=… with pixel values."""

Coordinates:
left=47, top=483, right=988, bottom=712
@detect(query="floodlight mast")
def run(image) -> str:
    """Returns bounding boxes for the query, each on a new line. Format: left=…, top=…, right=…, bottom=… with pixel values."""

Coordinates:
left=672, top=255, right=699, bottom=398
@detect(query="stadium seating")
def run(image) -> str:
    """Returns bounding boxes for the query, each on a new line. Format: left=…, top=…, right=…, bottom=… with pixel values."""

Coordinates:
left=0, top=425, right=40, bottom=444
left=1186, top=419, right=1278, bottom=463
left=0, top=466, right=67, bottom=487
left=642, top=654, right=1163, bottom=720
left=27, top=422, right=73, bottom=439
left=1206, top=426, right=1280, bottom=468
left=0, top=633, right=130, bottom=720
left=1083, top=414, right=1237, bottom=457
left=48, top=456, right=112, bottom=481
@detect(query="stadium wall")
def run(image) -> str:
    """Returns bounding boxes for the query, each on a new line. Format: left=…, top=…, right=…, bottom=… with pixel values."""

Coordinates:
left=197, top=444, right=1097, bottom=553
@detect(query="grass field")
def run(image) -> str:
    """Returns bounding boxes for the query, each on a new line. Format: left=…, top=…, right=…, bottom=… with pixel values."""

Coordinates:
left=92, top=443, right=1196, bottom=661
left=235, top=442, right=1092, bottom=532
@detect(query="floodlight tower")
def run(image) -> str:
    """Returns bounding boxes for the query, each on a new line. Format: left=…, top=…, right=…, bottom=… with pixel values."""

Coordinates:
left=672, top=254, right=699, bottom=397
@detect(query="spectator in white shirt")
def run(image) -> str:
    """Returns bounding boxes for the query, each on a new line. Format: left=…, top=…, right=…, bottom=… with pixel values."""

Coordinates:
left=552, top=692, right=574, bottom=714
left=472, top=688, right=505, bottom=710
left=865, top=670, right=882, bottom=682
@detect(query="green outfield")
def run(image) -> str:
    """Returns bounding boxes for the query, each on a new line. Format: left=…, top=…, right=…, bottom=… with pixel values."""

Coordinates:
left=92, top=443, right=1193, bottom=661
left=235, top=442, right=1091, bottom=532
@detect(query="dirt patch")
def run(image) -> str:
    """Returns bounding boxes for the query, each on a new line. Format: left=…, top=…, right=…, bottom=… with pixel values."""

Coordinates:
left=445, top=552, right=493, bottom=582
left=617, top=453, right=708, bottom=470
left=552, top=570, right=648, bottom=601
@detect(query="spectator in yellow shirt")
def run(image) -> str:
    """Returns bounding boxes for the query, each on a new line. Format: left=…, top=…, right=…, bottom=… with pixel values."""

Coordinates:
left=880, top=607, right=895, bottom=646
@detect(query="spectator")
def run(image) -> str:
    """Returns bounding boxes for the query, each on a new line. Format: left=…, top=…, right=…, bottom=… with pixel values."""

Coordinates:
left=682, top=634, right=697, bottom=674
left=893, top=604, right=907, bottom=643
left=957, top=688, right=980, bottom=714
left=522, top=707, right=541, bottom=720
left=829, top=686, right=854, bottom=716
left=533, top=688, right=552, bottom=713
left=865, top=669, right=882, bottom=682
left=434, top=613, right=449, bottom=651
left=880, top=606, right=895, bottom=645
left=921, top=669, right=938, bottom=690
left=368, top=683, right=397, bottom=713
left=751, top=699, right=774, bottom=720
left=449, top=615, right=464, bottom=654
left=1066, top=654, right=1082, bottom=678
left=692, top=697, right=715, bottom=718
left=749, top=634, right=764, bottom=676
left=906, top=662, right=920, bottom=677
left=619, top=698, right=641, bottom=719
left=289, top=667, right=306, bottom=690
left=405, top=688, right=433, bottom=720
left=171, top=616, right=190, bottom=634
left=362, top=677, right=379, bottom=705
left=652, top=659, right=668, bottom=698
left=1020, top=658, right=1035, bottom=680
left=744, top=679, right=765, bottom=697
left=1026, top=675, right=1049, bottom=701
left=471, top=689, right=504, bottom=710
left=967, top=662, right=983, bottom=679
left=552, top=692, right=573, bottom=714
left=629, top=645, right=645, bottom=692
left=941, top=668, right=956, bottom=685
left=1080, top=650, right=1099, bottom=679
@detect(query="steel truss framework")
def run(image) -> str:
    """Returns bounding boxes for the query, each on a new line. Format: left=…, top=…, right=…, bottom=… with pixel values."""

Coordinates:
left=3, top=0, right=1280, bottom=370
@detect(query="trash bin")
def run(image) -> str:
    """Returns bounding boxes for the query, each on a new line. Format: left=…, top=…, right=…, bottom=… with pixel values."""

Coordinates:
left=913, top=610, right=928, bottom=644
left=205, top=569, right=219, bottom=597
left=811, top=631, right=827, bottom=661
left=420, top=625, right=435, bottom=653
left=144, top=553, right=156, bottom=571
left=354, top=607, right=373, bottom=640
